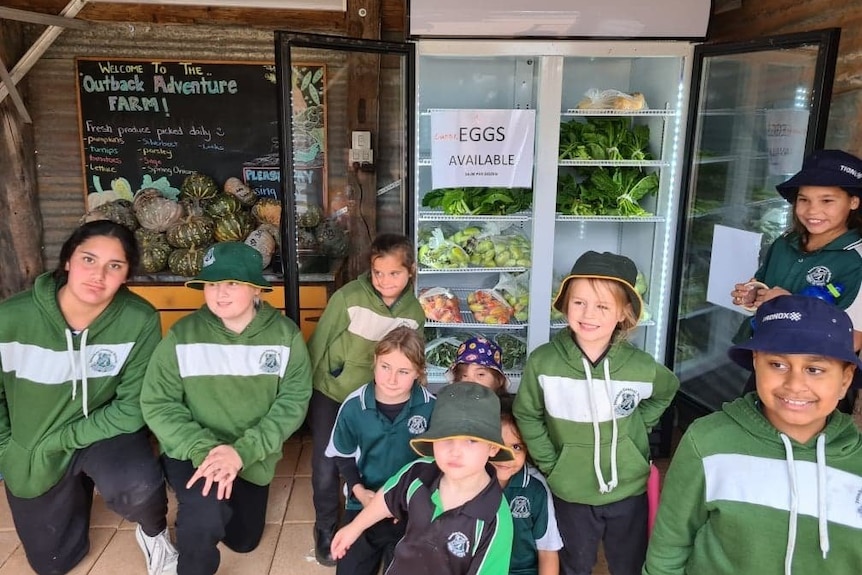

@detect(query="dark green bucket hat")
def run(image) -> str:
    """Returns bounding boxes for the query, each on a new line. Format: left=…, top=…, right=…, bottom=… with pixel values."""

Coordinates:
left=552, top=251, right=642, bottom=319
left=185, top=242, right=273, bottom=292
left=410, top=382, right=513, bottom=462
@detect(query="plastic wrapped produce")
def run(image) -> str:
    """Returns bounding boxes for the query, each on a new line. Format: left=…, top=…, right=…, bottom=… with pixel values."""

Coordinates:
left=418, top=287, right=463, bottom=323
left=417, top=228, right=469, bottom=269
left=494, top=333, right=528, bottom=370
left=467, top=289, right=514, bottom=324
left=425, top=336, right=465, bottom=369
left=494, top=271, right=529, bottom=322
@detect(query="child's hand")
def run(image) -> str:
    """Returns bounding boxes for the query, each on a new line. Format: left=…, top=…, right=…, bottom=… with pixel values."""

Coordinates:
left=187, top=445, right=243, bottom=499
left=756, top=286, right=791, bottom=305
left=352, top=485, right=376, bottom=508
left=331, top=525, right=360, bottom=560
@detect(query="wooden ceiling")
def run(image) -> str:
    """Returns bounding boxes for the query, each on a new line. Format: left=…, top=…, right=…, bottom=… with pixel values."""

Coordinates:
left=0, top=1, right=406, bottom=35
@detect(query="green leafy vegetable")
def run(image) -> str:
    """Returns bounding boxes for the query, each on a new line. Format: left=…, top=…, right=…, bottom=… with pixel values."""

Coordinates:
left=422, top=187, right=532, bottom=215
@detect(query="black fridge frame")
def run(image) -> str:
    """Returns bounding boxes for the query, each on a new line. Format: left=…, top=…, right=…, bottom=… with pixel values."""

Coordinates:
left=274, top=31, right=416, bottom=322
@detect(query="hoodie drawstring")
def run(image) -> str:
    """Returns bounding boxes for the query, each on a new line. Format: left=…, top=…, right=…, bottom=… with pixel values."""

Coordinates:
left=779, top=433, right=798, bottom=575
left=779, top=432, right=830, bottom=575
left=816, top=434, right=830, bottom=559
left=64, top=328, right=90, bottom=418
left=582, top=357, right=619, bottom=494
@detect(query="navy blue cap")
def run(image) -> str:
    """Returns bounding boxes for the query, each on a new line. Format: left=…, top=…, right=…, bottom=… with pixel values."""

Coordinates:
left=728, top=295, right=862, bottom=376
left=776, top=149, right=862, bottom=201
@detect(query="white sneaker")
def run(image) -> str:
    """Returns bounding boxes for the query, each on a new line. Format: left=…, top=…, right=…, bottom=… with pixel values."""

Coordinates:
left=135, top=525, right=179, bottom=575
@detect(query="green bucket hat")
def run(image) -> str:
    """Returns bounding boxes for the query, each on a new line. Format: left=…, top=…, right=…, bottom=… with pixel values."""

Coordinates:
left=552, top=251, right=642, bottom=319
left=410, top=382, right=514, bottom=462
left=185, top=242, right=273, bottom=292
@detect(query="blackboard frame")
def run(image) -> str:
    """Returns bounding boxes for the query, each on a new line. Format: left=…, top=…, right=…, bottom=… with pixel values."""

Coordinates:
left=75, top=57, right=289, bottom=209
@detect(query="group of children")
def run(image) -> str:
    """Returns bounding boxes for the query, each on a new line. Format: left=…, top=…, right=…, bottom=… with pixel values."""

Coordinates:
left=3, top=147, right=862, bottom=575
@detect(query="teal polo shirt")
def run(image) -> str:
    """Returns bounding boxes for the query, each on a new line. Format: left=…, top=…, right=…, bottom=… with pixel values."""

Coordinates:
left=325, top=381, right=435, bottom=510
left=755, top=230, right=862, bottom=328
left=382, top=458, right=513, bottom=575
left=503, top=465, right=563, bottom=575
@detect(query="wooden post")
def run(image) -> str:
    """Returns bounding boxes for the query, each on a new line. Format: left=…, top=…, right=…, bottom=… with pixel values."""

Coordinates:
left=346, top=0, right=382, bottom=280
left=0, top=20, right=43, bottom=300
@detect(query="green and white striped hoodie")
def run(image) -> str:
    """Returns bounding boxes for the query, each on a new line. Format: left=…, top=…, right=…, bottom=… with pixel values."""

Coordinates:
left=513, top=329, right=678, bottom=505
left=0, top=272, right=161, bottom=498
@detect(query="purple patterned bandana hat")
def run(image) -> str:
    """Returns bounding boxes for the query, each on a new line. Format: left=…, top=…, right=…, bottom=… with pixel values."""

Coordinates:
left=448, top=336, right=505, bottom=377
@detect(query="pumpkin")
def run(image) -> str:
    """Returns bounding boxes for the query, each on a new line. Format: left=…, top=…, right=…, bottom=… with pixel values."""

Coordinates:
left=297, top=203, right=324, bottom=229
left=204, top=193, right=243, bottom=219
left=140, top=243, right=171, bottom=273
left=168, top=246, right=206, bottom=277
left=133, top=189, right=184, bottom=232
left=224, top=177, right=258, bottom=206
left=80, top=199, right=138, bottom=230
left=245, top=227, right=277, bottom=269
left=180, top=172, right=219, bottom=201
left=214, top=211, right=254, bottom=242
left=166, top=215, right=214, bottom=248
left=316, top=219, right=349, bottom=258
left=251, top=198, right=281, bottom=227
left=256, top=223, right=281, bottom=247
left=297, top=228, right=318, bottom=251
left=179, top=196, right=208, bottom=218
left=134, top=228, right=169, bottom=252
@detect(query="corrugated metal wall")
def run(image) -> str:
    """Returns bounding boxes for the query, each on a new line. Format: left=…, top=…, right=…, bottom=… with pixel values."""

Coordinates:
left=26, top=22, right=351, bottom=268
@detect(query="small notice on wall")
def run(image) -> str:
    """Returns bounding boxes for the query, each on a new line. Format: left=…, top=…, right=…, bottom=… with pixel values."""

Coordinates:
left=430, top=109, right=535, bottom=189
left=765, top=109, right=809, bottom=176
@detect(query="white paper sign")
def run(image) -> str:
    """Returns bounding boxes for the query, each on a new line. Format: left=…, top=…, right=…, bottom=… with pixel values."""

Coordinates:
left=765, top=109, right=809, bottom=176
left=707, top=224, right=763, bottom=313
left=430, top=109, right=535, bottom=189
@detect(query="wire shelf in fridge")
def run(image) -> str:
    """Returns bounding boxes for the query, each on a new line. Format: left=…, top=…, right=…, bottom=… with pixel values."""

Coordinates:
left=561, top=109, right=678, bottom=117
left=417, top=209, right=532, bottom=222
left=558, top=159, right=668, bottom=168
left=555, top=214, right=665, bottom=223
left=418, top=266, right=528, bottom=275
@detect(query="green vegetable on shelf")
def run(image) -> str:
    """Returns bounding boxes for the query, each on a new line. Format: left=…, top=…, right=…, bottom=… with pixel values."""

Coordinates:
left=422, top=187, right=532, bottom=216
left=558, top=117, right=653, bottom=162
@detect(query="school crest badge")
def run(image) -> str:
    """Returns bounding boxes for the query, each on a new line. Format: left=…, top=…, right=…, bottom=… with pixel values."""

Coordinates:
left=510, top=495, right=531, bottom=519
left=259, top=350, right=280, bottom=374
left=614, top=388, right=640, bottom=417
left=407, top=415, right=428, bottom=435
left=89, top=349, right=118, bottom=373
left=447, top=531, right=470, bottom=558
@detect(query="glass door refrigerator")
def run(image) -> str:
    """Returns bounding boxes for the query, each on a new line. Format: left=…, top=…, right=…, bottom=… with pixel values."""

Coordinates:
left=413, top=40, right=692, bottom=398
left=667, top=30, right=840, bottom=427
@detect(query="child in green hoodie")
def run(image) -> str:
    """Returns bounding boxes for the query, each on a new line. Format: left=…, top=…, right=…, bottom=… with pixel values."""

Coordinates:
left=513, top=251, right=678, bottom=575
left=644, top=295, right=862, bottom=575
left=0, top=221, right=176, bottom=575
left=141, top=242, right=312, bottom=575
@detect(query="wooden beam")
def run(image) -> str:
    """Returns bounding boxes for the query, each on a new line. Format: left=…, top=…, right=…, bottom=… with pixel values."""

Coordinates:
left=345, top=0, right=382, bottom=280
left=0, top=0, right=86, bottom=105
left=0, top=6, right=89, bottom=29
left=0, top=55, right=31, bottom=123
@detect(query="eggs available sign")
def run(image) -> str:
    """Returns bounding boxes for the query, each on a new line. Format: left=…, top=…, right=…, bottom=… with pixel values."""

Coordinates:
left=430, top=109, right=535, bottom=189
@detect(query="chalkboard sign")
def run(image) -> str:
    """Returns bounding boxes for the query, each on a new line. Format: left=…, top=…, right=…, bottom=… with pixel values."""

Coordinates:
left=75, top=58, right=280, bottom=209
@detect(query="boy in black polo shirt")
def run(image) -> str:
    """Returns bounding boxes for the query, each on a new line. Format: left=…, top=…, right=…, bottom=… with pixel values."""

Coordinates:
left=331, top=382, right=515, bottom=574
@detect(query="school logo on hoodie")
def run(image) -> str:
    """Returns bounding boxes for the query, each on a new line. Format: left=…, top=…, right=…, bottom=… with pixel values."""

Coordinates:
left=259, top=350, right=281, bottom=374
left=89, top=349, right=118, bottom=373
left=614, top=388, right=640, bottom=417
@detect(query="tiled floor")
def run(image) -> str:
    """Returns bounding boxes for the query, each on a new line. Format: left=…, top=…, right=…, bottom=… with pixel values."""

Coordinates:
left=0, top=432, right=643, bottom=575
left=0, top=435, right=336, bottom=575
